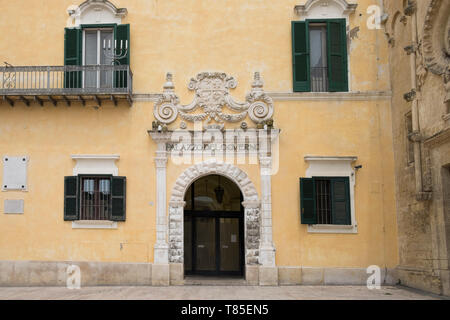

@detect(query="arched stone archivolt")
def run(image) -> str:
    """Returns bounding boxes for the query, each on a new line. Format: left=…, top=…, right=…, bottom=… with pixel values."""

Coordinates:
left=168, top=160, right=261, bottom=266
left=294, top=0, right=357, bottom=18
left=170, top=160, right=259, bottom=203
left=422, top=0, right=450, bottom=76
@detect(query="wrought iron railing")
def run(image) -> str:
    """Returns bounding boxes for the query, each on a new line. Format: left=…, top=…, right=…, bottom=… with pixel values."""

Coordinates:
left=311, top=67, right=328, bottom=92
left=0, top=65, right=132, bottom=95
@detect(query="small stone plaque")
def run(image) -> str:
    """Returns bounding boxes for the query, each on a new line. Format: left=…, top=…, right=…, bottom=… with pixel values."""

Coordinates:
left=4, top=199, right=24, bottom=214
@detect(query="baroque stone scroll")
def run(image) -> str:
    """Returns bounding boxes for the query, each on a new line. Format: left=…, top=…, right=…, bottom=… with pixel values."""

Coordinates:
left=154, top=72, right=274, bottom=127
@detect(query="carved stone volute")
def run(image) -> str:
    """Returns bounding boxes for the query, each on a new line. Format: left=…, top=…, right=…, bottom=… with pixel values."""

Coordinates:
left=153, top=72, right=274, bottom=128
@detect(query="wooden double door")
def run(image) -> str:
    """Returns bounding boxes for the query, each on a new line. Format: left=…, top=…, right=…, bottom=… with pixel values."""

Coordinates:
left=184, top=211, right=244, bottom=276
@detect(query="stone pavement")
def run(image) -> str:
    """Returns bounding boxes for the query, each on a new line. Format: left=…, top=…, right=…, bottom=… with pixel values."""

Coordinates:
left=0, top=285, right=445, bottom=300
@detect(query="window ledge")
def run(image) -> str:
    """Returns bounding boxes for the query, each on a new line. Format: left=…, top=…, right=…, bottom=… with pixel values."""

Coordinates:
left=307, top=224, right=358, bottom=234
left=71, top=155, right=120, bottom=160
left=304, top=156, right=358, bottom=162
left=72, top=220, right=118, bottom=229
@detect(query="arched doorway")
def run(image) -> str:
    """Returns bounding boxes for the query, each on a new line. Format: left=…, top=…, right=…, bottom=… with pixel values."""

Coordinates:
left=183, top=174, right=245, bottom=276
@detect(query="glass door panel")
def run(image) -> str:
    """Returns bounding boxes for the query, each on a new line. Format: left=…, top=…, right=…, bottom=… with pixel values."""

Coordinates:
left=219, top=218, right=240, bottom=272
left=195, top=217, right=216, bottom=271
left=100, top=30, right=113, bottom=88
left=84, top=30, right=98, bottom=88
left=309, top=24, right=328, bottom=92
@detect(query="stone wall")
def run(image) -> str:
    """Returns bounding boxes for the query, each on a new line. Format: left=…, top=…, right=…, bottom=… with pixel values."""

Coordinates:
left=383, top=0, right=450, bottom=296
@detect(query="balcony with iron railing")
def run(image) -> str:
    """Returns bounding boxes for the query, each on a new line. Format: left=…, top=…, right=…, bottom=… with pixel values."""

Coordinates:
left=0, top=64, right=133, bottom=107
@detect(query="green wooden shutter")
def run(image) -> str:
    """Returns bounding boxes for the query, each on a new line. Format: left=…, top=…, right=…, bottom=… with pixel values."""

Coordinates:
left=64, top=28, right=82, bottom=88
left=327, top=19, right=348, bottom=92
left=114, top=24, right=130, bottom=88
left=331, top=177, right=351, bottom=225
left=292, top=21, right=310, bottom=92
left=64, top=176, right=79, bottom=221
left=111, top=176, right=126, bottom=221
left=300, top=178, right=317, bottom=224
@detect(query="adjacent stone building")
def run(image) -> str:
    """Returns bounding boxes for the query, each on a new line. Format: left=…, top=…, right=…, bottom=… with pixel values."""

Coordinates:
left=383, top=0, right=449, bottom=295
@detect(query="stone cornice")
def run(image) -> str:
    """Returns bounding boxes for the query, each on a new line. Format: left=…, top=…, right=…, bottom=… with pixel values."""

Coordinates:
left=148, top=131, right=173, bottom=144
left=424, top=127, right=450, bottom=148
left=74, top=0, right=128, bottom=18
left=295, top=0, right=357, bottom=16
left=305, top=156, right=358, bottom=162
left=135, top=91, right=392, bottom=102
left=71, top=155, right=120, bottom=160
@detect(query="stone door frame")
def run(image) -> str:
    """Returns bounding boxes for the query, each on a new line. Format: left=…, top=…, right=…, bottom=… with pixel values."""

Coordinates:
left=167, top=160, right=261, bottom=270
left=148, top=129, right=279, bottom=285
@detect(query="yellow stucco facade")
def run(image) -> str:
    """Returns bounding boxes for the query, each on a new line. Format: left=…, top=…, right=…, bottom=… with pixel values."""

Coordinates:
left=0, top=0, right=400, bottom=286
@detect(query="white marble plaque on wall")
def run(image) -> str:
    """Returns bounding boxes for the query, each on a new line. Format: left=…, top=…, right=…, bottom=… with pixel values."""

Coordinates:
left=2, top=156, right=28, bottom=191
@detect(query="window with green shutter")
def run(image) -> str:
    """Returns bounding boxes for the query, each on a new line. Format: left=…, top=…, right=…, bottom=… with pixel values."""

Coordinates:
left=327, top=19, right=348, bottom=92
left=292, top=19, right=348, bottom=93
left=64, top=24, right=130, bottom=89
left=111, top=176, right=126, bottom=221
left=300, top=178, right=316, bottom=224
left=114, top=24, right=130, bottom=66
left=114, top=24, right=130, bottom=88
left=300, top=176, right=351, bottom=225
left=64, top=176, right=79, bottom=221
left=330, top=178, right=351, bottom=225
left=63, top=175, right=126, bottom=222
left=64, top=28, right=82, bottom=89
left=292, top=21, right=310, bottom=92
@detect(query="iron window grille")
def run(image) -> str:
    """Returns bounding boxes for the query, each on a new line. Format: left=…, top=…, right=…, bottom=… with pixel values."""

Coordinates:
left=315, top=178, right=332, bottom=224
left=79, top=175, right=112, bottom=221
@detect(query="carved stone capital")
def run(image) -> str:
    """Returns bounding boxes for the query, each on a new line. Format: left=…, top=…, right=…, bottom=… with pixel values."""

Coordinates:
left=258, top=156, right=272, bottom=169
left=148, top=131, right=172, bottom=144
left=155, top=156, right=168, bottom=168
